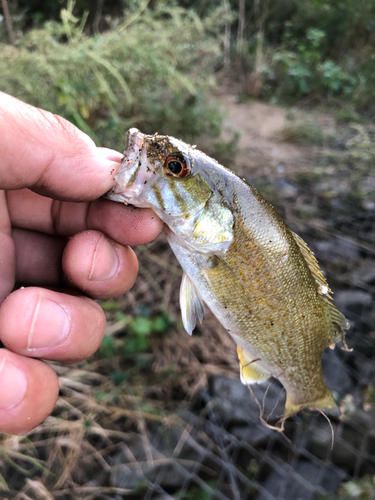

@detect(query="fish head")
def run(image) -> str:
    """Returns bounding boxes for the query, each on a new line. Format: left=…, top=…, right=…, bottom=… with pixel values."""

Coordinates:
left=107, top=128, right=234, bottom=254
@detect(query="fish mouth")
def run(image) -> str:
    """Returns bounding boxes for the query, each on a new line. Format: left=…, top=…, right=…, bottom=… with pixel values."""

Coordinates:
left=106, top=128, right=151, bottom=205
left=124, top=127, right=145, bottom=157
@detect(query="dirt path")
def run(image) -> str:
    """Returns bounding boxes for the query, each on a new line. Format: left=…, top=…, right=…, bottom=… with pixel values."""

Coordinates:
left=220, top=95, right=312, bottom=177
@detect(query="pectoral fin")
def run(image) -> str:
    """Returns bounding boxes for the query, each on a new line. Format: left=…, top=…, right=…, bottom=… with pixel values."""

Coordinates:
left=180, top=273, right=205, bottom=335
left=191, top=201, right=234, bottom=254
left=237, top=347, right=271, bottom=384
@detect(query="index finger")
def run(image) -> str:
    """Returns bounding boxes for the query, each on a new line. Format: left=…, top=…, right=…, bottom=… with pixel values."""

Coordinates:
left=0, top=92, right=122, bottom=200
left=7, top=189, right=162, bottom=246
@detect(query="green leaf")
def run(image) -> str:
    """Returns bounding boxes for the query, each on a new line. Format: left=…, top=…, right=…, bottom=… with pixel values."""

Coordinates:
left=99, top=335, right=117, bottom=358
left=101, top=301, right=122, bottom=311
left=110, top=370, right=129, bottom=385
left=152, top=313, right=173, bottom=332
left=130, top=317, right=152, bottom=336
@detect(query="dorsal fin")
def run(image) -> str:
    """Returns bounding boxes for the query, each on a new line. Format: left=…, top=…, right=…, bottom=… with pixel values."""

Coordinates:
left=292, top=232, right=332, bottom=298
left=292, top=232, right=350, bottom=346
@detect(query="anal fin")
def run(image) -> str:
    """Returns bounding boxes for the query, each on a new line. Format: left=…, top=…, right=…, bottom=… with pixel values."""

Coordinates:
left=237, top=347, right=271, bottom=384
left=180, top=273, right=205, bottom=335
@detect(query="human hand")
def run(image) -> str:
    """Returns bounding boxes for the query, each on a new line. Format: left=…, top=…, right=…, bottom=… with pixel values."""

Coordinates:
left=0, top=92, right=163, bottom=434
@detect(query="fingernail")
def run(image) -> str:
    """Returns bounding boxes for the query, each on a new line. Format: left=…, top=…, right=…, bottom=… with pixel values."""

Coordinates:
left=0, top=358, right=27, bottom=410
left=96, top=147, right=123, bottom=163
left=89, top=235, right=120, bottom=281
left=28, top=296, right=71, bottom=349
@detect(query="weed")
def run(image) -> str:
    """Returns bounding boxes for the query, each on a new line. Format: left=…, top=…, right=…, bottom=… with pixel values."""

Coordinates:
left=0, top=1, right=228, bottom=148
left=101, top=300, right=122, bottom=311
left=176, top=481, right=219, bottom=500
left=279, top=121, right=324, bottom=146
left=123, top=312, right=174, bottom=354
left=99, top=334, right=117, bottom=358
left=323, top=475, right=375, bottom=500
left=110, top=370, right=129, bottom=386
left=259, top=28, right=358, bottom=103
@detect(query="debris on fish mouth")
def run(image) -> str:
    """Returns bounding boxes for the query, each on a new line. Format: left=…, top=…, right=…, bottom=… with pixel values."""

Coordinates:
left=106, top=128, right=350, bottom=424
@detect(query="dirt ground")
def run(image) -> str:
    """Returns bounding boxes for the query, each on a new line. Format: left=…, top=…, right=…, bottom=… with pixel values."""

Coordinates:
left=221, top=95, right=307, bottom=175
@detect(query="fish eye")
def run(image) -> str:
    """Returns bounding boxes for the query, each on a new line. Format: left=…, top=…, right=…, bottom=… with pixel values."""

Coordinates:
left=164, top=154, right=191, bottom=178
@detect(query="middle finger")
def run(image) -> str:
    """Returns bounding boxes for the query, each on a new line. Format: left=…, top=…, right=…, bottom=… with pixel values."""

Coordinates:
left=7, top=189, right=162, bottom=246
left=13, top=228, right=138, bottom=298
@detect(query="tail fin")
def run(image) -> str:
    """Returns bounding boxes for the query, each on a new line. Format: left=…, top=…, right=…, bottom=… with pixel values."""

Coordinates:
left=284, top=387, right=340, bottom=417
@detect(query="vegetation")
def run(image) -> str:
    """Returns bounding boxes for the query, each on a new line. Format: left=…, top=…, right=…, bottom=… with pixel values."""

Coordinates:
left=2, top=0, right=375, bottom=119
left=324, top=476, right=375, bottom=500
left=0, top=1, right=228, bottom=151
left=225, top=0, right=375, bottom=110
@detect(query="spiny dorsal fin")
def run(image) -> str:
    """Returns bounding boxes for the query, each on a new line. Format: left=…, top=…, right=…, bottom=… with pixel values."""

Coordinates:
left=292, top=232, right=332, bottom=298
left=237, top=347, right=271, bottom=384
left=292, top=232, right=350, bottom=346
left=180, top=272, right=205, bottom=335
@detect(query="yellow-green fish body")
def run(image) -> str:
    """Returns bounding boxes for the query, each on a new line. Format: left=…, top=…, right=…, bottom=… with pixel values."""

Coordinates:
left=107, top=128, right=349, bottom=417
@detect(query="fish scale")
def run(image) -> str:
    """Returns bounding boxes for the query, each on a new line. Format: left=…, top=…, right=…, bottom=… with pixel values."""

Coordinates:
left=107, top=128, right=349, bottom=419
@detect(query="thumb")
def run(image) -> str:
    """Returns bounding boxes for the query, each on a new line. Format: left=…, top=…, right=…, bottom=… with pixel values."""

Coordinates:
left=0, top=92, right=123, bottom=201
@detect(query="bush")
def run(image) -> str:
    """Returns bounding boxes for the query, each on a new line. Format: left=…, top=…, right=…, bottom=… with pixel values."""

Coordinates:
left=0, top=1, right=228, bottom=149
left=260, top=28, right=357, bottom=101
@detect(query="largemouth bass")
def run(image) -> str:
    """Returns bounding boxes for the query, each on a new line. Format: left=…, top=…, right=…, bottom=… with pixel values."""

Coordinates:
left=107, top=128, right=349, bottom=417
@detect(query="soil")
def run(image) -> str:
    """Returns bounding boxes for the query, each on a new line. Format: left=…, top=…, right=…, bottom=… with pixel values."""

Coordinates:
left=220, top=95, right=310, bottom=177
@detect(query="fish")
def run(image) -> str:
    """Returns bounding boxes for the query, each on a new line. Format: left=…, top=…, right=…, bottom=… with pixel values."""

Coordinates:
left=106, top=128, right=350, bottom=418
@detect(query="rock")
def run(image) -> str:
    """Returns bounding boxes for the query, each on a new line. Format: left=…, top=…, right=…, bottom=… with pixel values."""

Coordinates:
left=365, top=307, right=375, bottom=329
left=109, top=424, right=216, bottom=493
left=111, top=435, right=149, bottom=464
left=109, top=433, right=201, bottom=491
left=208, top=376, right=285, bottom=425
left=151, top=496, right=175, bottom=500
left=348, top=261, right=375, bottom=287
left=207, top=376, right=255, bottom=425
left=353, top=356, right=375, bottom=386
left=322, top=349, right=354, bottom=398
left=110, top=464, right=143, bottom=490
left=314, top=238, right=360, bottom=262
left=306, top=412, right=374, bottom=472
left=334, top=290, right=372, bottom=315
left=145, top=461, right=190, bottom=489
left=348, top=335, right=375, bottom=358
left=273, top=178, right=299, bottom=198
left=110, top=461, right=189, bottom=491
left=256, top=460, right=345, bottom=500
left=229, top=423, right=273, bottom=446
left=315, top=180, right=349, bottom=198
left=334, top=238, right=361, bottom=261
left=193, top=389, right=211, bottom=411
left=203, top=376, right=286, bottom=446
